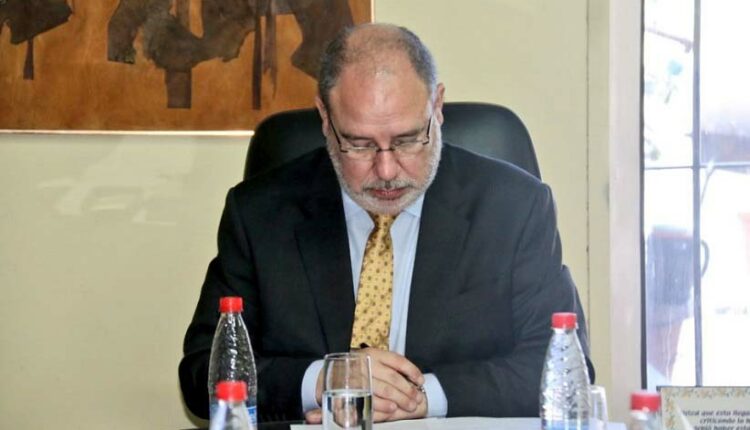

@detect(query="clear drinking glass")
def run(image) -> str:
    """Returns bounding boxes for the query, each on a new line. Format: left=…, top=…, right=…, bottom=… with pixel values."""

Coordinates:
left=590, top=385, right=609, bottom=430
left=322, top=352, right=373, bottom=430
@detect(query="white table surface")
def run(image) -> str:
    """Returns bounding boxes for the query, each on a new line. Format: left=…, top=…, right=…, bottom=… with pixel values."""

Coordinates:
left=292, top=417, right=627, bottom=430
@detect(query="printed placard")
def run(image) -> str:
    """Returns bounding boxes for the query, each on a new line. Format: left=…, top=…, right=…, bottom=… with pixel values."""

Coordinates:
left=661, top=387, right=750, bottom=430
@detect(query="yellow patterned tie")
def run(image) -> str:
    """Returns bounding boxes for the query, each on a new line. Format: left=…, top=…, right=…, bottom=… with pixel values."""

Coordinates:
left=350, top=213, right=397, bottom=350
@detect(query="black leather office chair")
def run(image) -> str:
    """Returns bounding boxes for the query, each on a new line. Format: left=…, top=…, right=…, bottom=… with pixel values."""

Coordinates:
left=244, top=102, right=540, bottom=180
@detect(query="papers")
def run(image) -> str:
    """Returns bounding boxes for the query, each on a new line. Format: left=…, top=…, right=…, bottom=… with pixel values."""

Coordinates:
left=661, top=387, right=750, bottom=430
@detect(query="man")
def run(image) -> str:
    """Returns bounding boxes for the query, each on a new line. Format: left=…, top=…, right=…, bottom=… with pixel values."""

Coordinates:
left=179, top=23, right=593, bottom=423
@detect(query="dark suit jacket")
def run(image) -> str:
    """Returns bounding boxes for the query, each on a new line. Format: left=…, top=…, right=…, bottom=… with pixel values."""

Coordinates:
left=179, top=144, right=593, bottom=421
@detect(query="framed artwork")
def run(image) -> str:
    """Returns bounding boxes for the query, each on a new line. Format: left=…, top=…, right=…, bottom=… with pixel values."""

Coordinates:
left=0, top=0, right=372, bottom=132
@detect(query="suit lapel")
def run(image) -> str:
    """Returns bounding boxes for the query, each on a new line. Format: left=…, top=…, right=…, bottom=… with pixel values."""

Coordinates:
left=295, top=155, right=355, bottom=353
left=406, top=147, right=471, bottom=360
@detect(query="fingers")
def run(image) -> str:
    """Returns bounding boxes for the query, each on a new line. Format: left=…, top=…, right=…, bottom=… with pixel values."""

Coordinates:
left=371, top=375, right=419, bottom=412
left=315, top=367, right=324, bottom=404
left=305, top=408, right=322, bottom=424
left=361, top=348, right=424, bottom=413
left=365, top=347, right=425, bottom=386
left=373, top=391, right=428, bottom=423
left=372, top=394, right=398, bottom=415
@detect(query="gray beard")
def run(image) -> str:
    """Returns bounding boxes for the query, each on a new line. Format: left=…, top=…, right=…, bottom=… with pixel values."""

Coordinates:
left=326, top=140, right=442, bottom=215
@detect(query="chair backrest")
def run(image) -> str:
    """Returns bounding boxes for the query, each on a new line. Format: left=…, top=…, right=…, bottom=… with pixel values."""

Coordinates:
left=244, top=102, right=540, bottom=180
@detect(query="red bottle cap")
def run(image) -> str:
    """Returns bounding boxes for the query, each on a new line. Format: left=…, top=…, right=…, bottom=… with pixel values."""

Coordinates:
left=216, top=381, right=248, bottom=402
left=631, top=391, right=661, bottom=411
left=219, top=297, right=243, bottom=313
left=551, top=312, right=577, bottom=329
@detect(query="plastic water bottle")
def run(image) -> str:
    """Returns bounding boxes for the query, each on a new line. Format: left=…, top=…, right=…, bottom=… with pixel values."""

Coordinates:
left=208, top=297, right=257, bottom=425
left=540, top=312, right=591, bottom=430
left=210, top=381, right=254, bottom=430
left=629, top=391, right=661, bottom=430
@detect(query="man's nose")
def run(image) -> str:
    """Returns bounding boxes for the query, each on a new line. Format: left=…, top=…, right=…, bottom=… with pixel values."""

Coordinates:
left=373, top=150, right=399, bottom=181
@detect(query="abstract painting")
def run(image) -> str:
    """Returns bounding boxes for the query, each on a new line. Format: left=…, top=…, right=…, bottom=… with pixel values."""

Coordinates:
left=0, top=0, right=372, bottom=131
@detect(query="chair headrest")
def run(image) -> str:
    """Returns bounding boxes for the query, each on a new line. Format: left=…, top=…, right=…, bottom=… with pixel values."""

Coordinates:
left=245, top=102, right=539, bottom=180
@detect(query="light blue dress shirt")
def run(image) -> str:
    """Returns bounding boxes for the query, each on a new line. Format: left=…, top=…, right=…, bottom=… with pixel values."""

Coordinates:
left=300, top=190, right=448, bottom=417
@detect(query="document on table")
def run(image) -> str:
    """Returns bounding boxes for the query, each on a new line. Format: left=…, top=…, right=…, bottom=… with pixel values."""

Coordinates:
left=292, top=417, right=540, bottom=430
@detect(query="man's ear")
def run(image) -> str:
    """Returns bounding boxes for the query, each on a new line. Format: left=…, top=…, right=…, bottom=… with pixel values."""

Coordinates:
left=315, top=96, right=330, bottom=136
left=434, top=83, right=446, bottom=125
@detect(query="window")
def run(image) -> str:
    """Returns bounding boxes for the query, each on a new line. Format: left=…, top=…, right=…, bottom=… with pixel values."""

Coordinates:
left=643, top=0, right=750, bottom=389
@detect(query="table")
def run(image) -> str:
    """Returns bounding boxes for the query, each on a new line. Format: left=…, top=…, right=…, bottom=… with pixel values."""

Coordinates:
left=184, top=422, right=301, bottom=430
left=188, top=417, right=626, bottom=430
left=292, top=417, right=626, bottom=430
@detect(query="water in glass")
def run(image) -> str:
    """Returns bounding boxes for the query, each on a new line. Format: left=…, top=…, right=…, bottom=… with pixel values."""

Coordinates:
left=323, top=389, right=372, bottom=430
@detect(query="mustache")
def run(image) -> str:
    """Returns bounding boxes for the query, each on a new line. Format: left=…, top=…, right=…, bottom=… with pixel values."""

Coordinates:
left=362, top=179, right=416, bottom=191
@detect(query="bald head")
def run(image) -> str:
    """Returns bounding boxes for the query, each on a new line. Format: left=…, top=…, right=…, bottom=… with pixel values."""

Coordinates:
left=317, top=23, right=438, bottom=109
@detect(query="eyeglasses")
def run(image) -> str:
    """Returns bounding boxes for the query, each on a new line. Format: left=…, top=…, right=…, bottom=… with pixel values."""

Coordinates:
left=329, top=114, right=433, bottom=161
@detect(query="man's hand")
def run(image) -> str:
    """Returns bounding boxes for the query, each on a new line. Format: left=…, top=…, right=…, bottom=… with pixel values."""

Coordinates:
left=305, top=408, right=322, bottom=424
left=314, top=348, right=428, bottom=422
left=365, top=347, right=426, bottom=421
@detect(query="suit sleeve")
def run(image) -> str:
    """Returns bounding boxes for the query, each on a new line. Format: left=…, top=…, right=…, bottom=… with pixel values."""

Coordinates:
left=178, top=187, right=315, bottom=421
left=429, top=184, right=594, bottom=417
